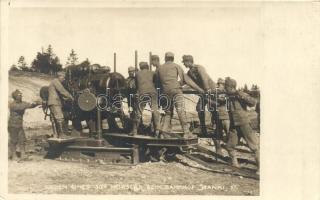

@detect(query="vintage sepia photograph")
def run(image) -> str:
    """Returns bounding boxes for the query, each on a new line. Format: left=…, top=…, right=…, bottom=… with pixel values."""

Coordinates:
left=3, top=2, right=264, bottom=196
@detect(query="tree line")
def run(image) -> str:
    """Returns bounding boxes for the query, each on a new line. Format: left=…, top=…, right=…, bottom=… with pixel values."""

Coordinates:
left=10, top=45, right=81, bottom=75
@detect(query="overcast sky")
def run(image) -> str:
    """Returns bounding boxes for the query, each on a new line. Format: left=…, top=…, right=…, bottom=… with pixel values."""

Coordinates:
left=8, top=6, right=263, bottom=86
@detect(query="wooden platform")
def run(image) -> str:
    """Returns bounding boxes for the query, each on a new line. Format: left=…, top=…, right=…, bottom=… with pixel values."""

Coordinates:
left=46, top=137, right=139, bottom=164
left=104, top=132, right=198, bottom=147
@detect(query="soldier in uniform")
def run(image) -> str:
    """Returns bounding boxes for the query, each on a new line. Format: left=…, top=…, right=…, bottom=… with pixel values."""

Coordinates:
left=126, top=66, right=137, bottom=112
left=224, top=77, right=260, bottom=174
left=182, top=55, right=216, bottom=136
left=129, top=62, right=160, bottom=137
left=182, top=55, right=224, bottom=153
left=213, top=78, right=230, bottom=154
left=48, top=71, right=74, bottom=138
left=8, top=89, right=40, bottom=161
left=157, top=52, right=203, bottom=139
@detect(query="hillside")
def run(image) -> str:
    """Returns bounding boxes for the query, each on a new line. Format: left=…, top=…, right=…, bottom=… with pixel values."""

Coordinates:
left=9, top=71, right=53, bottom=129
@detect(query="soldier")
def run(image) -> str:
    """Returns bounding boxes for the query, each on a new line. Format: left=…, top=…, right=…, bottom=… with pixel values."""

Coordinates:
left=224, top=77, right=260, bottom=174
left=182, top=55, right=223, bottom=153
left=126, top=66, right=137, bottom=110
left=150, top=55, right=161, bottom=69
left=157, top=52, right=203, bottom=139
left=182, top=55, right=216, bottom=137
left=213, top=78, right=230, bottom=155
left=8, top=89, right=40, bottom=161
left=48, top=71, right=74, bottom=139
left=129, top=62, right=160, bottom=137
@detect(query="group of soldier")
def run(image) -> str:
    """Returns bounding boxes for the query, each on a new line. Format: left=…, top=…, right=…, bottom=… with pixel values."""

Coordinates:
left=125, top=52, right=259, bottom=174
left=8, top=51, right=259, bottom=174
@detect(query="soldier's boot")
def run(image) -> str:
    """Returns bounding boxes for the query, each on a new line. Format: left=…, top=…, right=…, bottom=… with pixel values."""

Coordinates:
left=228, top=150, right=240, bottom=168
left=198, top=111, right=208, bottom=136
left=160, top=114, right=173, bottom=139
left=108, top=117, right=120, bottom=132
left=152, top=111, right=161, bottom=138
left=213, top=140, right=223, bottom=156
left=57, top=120, right=73, bottom=139
left=18, top=145, right=30, bottom=162
left=8, top=146, right=18, bottom=161
left=128, top=120, right=139, bottom=136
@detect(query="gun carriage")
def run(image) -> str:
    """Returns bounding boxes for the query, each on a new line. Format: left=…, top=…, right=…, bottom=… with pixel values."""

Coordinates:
left=39, top=53, right=199, bottom=164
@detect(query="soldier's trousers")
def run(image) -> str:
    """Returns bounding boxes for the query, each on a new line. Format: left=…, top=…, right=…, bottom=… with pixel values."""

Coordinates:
left=226, top=123, right=260, bottom=167
left=135, top=94, right=160, bottom=131
left=226, top=123, right=259, bottom=152
left=8, top=127, right=26, bottom=158
left=49, top=105, right=64, bottom=121
left=215, top=118, right=230, bottom=142
left=162, top=91, right=190, bottom=134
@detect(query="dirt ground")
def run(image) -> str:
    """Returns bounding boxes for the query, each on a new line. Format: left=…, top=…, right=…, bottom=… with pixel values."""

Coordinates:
left=8, top=71, right=259, bottom=195
left=8, top=126, right=259, bottom=195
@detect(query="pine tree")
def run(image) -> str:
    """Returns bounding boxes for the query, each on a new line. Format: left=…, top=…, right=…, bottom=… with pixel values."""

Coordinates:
left=31, top=45, right=62, bottom=75
left=66, top=49, right=78, bottom=66
left=17, top=56, right=28, bottom=71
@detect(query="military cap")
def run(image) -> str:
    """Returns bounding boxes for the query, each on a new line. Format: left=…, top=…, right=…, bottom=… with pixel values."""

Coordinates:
left=165, top=52, right=174, bottom=58
left=151, top=55, right=160, bottom=61
left=225, top=77, right=237, bottom=88
left=139, top=62, right=149, bottom=69
left=12, top=89, right=22, bottom=99
left=182, top=55, right=193, bottom=62
left=128, top=66, right=135, bottom=72
left=217, top=78, right=225, bottom=84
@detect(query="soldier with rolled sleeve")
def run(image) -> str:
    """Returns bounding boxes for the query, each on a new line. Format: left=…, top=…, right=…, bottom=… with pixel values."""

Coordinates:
left=8, top=89, right=40, bottom=161
left=48, top=71, right=74, bottom=139
left=182, top=55, right=224, bottom=154
left=129, top=62, right=160, bottom=137
left=224, top=77, right=260, bottom=174
left=182, top=55, right=216, bottom=136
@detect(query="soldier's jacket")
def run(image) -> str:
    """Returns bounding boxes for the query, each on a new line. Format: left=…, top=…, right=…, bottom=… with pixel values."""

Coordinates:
left=227, top=91, right=257, bottom=126
left=126, top=76, right=136, bottom=95
left=157, top=61, right=185, bottom=94
left=216, top=91, right=229, bottom=120
left=187, top=65, right=216, bottom=91
left=135, top=70, right=157, bottom=95
left=8, top=101, right=36, bottom=128
left=48, top=78, right=73, bottom=106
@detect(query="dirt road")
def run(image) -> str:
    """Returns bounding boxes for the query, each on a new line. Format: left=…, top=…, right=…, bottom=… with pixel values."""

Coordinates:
left=9, top=152, right=259, bottom=195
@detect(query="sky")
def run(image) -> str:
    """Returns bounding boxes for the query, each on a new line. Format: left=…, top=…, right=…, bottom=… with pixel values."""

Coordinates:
left=8, top=6, right=263, bottom=86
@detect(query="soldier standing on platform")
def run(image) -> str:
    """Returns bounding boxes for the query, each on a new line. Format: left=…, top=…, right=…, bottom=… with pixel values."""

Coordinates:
left=182, top=55, right=216, bottom=137
left=47, top=71, right=74, bottom=139
left=129, top=62, right=160, bottom=137
left=182, top=55, right=223, bottom=154
left=157, top=52, right=203, bottom=139
left=126, top=66, right=137, bottom=116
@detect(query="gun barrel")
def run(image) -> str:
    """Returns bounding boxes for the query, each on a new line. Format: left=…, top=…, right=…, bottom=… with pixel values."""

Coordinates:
left=135, top=50, right=138, bottom=71
left=149, top=52, right=152, bottom=71
left=114, top=52, right=117, bottom=72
